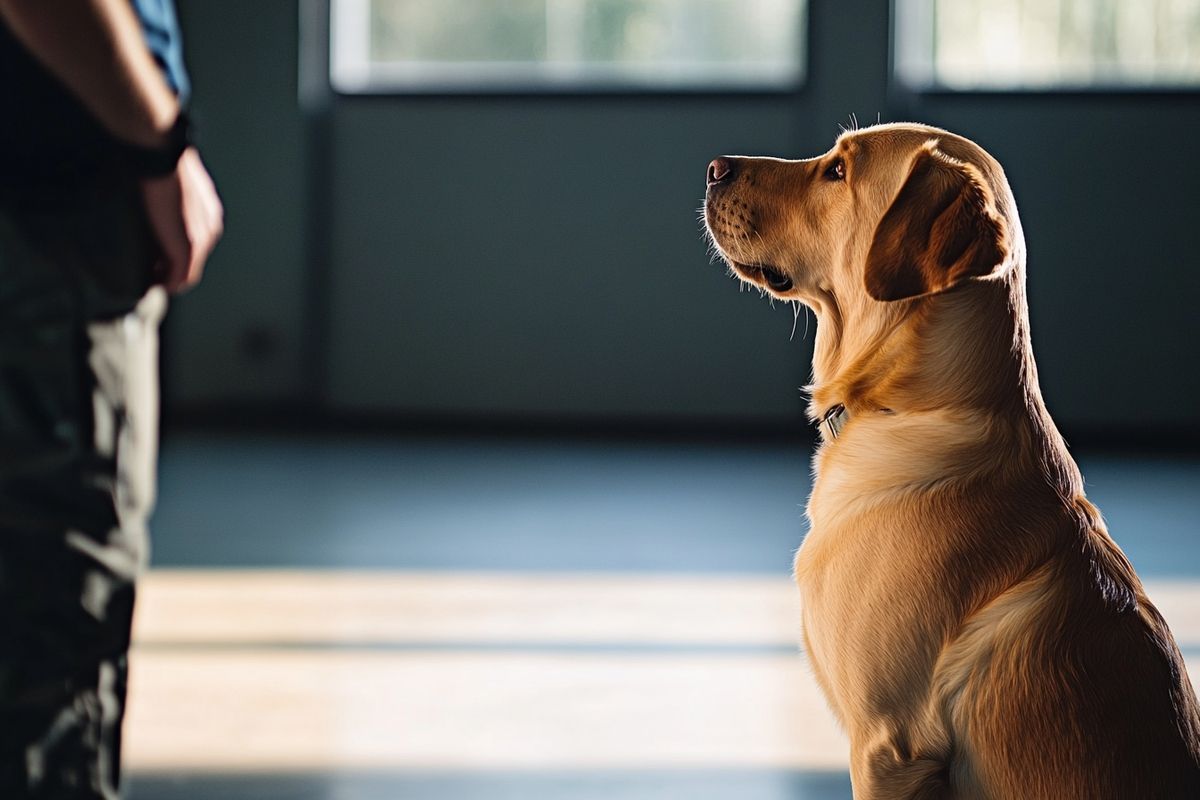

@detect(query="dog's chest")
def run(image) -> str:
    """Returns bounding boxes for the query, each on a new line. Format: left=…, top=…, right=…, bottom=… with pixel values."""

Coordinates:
left=795, top=502, right=951, bottom=721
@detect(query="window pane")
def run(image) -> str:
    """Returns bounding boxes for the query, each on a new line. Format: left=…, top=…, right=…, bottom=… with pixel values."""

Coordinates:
left=331, top=0, right=806, bottom=92
left=915, top=0, right=1200, bottom=89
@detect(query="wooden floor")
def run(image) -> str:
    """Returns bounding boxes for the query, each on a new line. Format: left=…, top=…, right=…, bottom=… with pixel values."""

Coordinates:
left=126, top=571, right=836, bottom=772
left=124, top=435, right=1200, bottom=799
left=125, top=571, right=1200, bottom=777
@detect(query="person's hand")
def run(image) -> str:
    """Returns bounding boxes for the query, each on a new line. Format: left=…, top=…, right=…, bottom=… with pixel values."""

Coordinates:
left=139, top=146, right=223, bottom=293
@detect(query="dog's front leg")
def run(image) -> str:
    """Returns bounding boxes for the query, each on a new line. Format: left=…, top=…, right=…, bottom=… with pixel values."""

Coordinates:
left=849, top=731, right=953, bottom=800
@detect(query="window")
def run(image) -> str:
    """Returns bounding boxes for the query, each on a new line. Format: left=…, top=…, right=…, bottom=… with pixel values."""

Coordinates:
left=330, top=0, right=806, bottom=93
left=896, top=0, right=1200, bottom=90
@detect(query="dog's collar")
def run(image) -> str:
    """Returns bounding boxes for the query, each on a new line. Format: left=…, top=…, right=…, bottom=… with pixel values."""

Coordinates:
left=818, top=404, right=850, bottom=441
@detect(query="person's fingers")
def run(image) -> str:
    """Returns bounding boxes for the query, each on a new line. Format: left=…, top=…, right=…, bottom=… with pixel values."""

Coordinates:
left=189, top=201, right=218, bottom=286
left=176, top=151, right=222, bottom=292
left=186, top=232, right=207, bottom=287
left=142, top=148, right=223, bottom=294
left=194, top=155, right=224, bottom=234
left=141, top=173, right=187, bottom=292
left=174, top=234, right=201, bottom=292
left=191, top=175, right=223, bottom=273
left=161, top=229, right=190, bottom=292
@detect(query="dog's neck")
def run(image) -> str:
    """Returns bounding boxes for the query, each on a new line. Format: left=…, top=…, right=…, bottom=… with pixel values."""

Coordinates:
left=807, top=269, right=1024, bottom=408
left=803, top=267, right=1082, bottom=497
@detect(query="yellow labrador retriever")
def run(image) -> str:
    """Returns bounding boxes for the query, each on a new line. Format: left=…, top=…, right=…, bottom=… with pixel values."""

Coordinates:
left=703, top=122, right=1200, bottom=799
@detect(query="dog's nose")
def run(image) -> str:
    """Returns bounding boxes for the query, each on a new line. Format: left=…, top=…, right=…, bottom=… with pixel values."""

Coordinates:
left=707, top=158, right=733, bottom=186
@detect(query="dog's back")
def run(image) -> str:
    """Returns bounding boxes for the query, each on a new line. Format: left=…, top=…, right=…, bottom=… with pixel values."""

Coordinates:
left=941, top=504, right=1200, bottom=798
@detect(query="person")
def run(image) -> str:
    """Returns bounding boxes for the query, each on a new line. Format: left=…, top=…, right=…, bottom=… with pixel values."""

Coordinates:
left=0, top=0, right=222, bottom=796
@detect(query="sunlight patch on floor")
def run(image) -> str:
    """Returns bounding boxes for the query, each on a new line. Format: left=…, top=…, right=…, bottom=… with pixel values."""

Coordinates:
left=132, top=570, right=802, bottom=646
left=124, top=570, right=1200, bottom=773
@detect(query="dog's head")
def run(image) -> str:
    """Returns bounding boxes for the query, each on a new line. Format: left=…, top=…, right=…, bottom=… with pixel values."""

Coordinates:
left=703, top=123, right=1013, bottom=307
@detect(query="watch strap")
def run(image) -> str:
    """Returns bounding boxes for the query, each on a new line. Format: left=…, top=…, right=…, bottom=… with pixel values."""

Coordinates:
left=119, top=111, right=192, bottom=177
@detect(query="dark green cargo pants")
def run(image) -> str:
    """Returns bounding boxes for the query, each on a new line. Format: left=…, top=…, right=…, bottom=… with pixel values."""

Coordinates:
left=0, top=171, right=164, bottom=799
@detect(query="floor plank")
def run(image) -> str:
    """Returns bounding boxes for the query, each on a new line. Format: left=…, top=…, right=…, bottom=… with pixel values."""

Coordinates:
left=124, top=648, right=847, bottom=772
left=133, top=571, right=801, bottom=646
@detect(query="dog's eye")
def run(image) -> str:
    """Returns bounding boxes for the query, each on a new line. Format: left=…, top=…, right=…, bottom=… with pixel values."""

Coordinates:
left=824, top=159, right=846, bottom=181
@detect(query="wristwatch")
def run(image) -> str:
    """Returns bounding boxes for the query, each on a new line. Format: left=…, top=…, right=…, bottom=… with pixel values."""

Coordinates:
left=119, top=110, right=193, bottom=177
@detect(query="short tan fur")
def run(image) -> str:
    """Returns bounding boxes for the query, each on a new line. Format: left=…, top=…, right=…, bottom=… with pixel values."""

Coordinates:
left=703, top=123, right=1200, bottom=799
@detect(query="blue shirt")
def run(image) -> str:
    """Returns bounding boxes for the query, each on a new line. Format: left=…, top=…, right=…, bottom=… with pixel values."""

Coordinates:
left=131, top=0, right=190, bottom=103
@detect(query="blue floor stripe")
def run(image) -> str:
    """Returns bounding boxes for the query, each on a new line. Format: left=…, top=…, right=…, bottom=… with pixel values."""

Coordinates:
left=152, top=435, right=1200, bottom=576
left=128, top=769, right=854, bottom=800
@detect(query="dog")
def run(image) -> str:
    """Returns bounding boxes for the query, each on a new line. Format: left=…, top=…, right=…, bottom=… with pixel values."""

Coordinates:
left=703, top=122, right=1200, bottom=798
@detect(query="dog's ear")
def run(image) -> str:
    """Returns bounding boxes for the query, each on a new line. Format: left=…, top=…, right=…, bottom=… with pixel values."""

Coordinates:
left=865, top=143, right=1008, bottom=302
